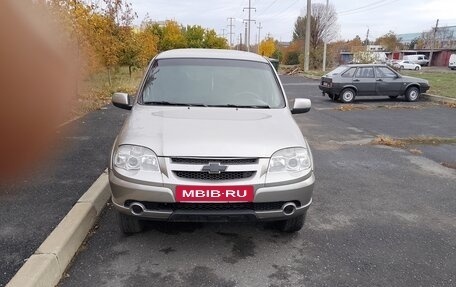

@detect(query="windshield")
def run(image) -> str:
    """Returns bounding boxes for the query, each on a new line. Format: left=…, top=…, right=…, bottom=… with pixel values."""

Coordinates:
left=140, top=58, right=285, bottom=108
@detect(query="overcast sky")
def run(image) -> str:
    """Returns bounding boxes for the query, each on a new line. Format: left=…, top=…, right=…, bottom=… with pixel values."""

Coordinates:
left=129, top=0, right=456, bottom=43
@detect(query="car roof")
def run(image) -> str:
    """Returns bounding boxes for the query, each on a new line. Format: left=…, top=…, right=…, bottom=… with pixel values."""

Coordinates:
left=345, top=64, right=390, bottom=67
left=155, top=48, right=269, bottom=63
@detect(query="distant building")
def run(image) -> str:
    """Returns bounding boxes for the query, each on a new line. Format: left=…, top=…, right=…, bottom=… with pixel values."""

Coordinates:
left=398, top=26, right=456, bottom=48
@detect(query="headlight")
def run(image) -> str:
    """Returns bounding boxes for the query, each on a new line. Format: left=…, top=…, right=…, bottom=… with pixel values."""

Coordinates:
left=114, top=145, right=159, bottom=172
left=268, top=147, right=311, bottom=172
left=266, top=147, right=312, bottom=184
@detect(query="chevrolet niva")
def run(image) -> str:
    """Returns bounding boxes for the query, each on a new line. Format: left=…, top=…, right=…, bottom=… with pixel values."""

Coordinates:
left=110, top=49, right=314, bottom=233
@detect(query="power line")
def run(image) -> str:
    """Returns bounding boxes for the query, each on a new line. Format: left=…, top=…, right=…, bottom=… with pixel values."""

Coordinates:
left=265, top=0, right=300, bottom=19
left=337, top=0, right=384, bottom=14
left=257, top=0, right=280, bottom=16
left=338, top=0, right=399, bottom=16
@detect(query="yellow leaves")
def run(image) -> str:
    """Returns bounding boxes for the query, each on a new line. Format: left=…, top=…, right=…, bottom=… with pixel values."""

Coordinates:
left=259, top=38, right=276, bottom=57
left=161, top=20, right=187, bottom=50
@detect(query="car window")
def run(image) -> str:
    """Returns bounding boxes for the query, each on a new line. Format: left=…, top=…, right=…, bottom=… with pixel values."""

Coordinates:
left=355, top=67, right=374, bottom=78
left=375, top=67, right=397, bottom=78
left=141, top=58, right=285, bottom=108
left=341, top=68, right=356, bottom=78
left=326, top=66, right=348, bottom=76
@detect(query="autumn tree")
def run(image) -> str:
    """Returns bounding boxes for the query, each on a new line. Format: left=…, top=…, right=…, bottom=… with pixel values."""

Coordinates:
left=259, top=37, right=276, bottom=57
left=160, top=21, right=187, bottom=51
left=375, top=31, right=403, bottom=51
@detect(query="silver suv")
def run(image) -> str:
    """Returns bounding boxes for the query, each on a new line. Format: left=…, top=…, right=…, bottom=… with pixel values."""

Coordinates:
left=110, top=49, right=315, bottom=233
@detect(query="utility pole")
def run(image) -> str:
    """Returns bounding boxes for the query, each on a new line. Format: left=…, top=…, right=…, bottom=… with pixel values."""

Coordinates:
left=257, top=22, right=263, bottom=53
left=239, top=33, right=242, bottom=50
left=322, top=0, right=329, bottom=72
left=304, top=0, right=311, bottom=71
left=227, top=17, right=236, bottom=48
left=243, top=0, right=256, bottom=52
left=221, top=28, right=226, bottom=38
left=429, top=19, right=439, bottom=66
left=365, top=28, right=370, bottom=47
left=244, top=21, right=248, bottom=51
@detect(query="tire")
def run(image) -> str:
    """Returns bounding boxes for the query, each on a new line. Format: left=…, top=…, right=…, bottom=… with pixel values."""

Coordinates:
left=276, top=213, right=306, bottom=233
left=405, top=86, right=420, bottom=102
left=400, top=66, right=404, bottom=70
left=414, top=66, right=419, bottom=71
left=340, top=88, right=356, bottom=103
left=388, top=95, right=399, bottom=99
left=117, top=212, right=144, bottom=234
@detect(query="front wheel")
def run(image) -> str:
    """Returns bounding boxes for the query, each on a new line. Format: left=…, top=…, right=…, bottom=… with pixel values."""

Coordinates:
left=117, top=212, right=144, bottom=234
left=414, top=66, right=419, bottom=71
left=276, top=213, right=306, bottom=233
left=405, top=86, right=420, bottom=102
left=340, top=88, right=356, bottom=103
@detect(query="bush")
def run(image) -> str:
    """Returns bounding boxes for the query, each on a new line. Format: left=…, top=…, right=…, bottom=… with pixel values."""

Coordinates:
left=283, top=51, right=300, bottom=65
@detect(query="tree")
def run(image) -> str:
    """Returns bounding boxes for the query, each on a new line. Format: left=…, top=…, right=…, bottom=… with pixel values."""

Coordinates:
left=375, top=31, right=403, bottom=51
left=160, top=21, right=187, bottom=51
left=293, top=3, right=339, bottom=49
left=203, top=29, right=228, bottom=49
left=185, top=25, right=205, bottom=48
left=259, top=37, right=276, bottom=57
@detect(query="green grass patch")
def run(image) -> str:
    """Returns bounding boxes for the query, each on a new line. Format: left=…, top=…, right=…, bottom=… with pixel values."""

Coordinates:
left=401, top=70, right=456, bottom=99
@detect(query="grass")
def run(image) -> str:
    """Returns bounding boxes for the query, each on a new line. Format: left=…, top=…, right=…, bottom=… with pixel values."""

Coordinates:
left=401, top=70, right=456, bottom=99
left=74, top=66, right=144, bottom=117
left=371, top=135, right=456, bottom=148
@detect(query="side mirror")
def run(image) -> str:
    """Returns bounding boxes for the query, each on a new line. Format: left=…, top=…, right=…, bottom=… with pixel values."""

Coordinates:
left=291, top=98, right=311, bottom=114
left=112, top=92, right=132, bottom=110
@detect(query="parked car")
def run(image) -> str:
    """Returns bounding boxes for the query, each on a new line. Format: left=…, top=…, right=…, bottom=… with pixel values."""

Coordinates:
left=403, top=54, right=429, bottom=66
left=393, top=60, right=421, bottom=70
left=110, top=49, right=315, bottom=234
left=449, top=54, right=456, bottom=70
left=318, top=64, right=430, bottom=103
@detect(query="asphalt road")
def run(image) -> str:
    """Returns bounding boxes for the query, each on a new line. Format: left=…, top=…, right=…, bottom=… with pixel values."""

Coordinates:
left=4, top=75, right=456, bottom=287
left=60, top=76, right=456, bottom=287
left=0, top=106, right=129, bottom=286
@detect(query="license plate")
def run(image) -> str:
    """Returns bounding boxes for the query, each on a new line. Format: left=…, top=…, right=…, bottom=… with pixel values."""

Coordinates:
left=175, top=185, right=254, bottom=202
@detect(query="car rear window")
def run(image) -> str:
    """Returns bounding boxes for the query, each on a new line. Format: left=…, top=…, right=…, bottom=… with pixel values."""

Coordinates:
left=326, top=66, right=347, bottom=76
left=341, top=68, right=356, bottom=78
left=140, top=58, right=285, bottom=108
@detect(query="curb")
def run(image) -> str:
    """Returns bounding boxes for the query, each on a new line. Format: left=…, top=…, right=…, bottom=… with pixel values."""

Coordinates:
left=6, top=171, right=111, bottom=287
left=422, top=93, right=456, bottom=104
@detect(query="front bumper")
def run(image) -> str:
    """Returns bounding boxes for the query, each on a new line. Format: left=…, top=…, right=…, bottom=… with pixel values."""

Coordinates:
left=109, top=170, right=314, bottom=222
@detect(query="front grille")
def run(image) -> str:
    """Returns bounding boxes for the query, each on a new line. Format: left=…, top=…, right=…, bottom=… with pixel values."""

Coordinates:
left=171, top=158, right=258, bottom=165
left=174, top=171, right=255, bottom=181
left=124, top=201, right=297, bottom=211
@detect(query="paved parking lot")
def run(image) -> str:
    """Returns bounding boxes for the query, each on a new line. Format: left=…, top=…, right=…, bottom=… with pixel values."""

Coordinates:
left=22, top=76, right=456, bottom=286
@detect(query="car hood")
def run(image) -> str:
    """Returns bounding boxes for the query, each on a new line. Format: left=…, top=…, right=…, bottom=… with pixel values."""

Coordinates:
left=116, top=105, right=308, bottom=158
left=401, top=76, right=428, bottom=84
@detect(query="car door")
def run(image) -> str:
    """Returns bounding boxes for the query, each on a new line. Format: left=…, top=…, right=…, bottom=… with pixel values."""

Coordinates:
left=375, top=66, right=403, bottom=96
left=353, top=66, right=376, bottom=95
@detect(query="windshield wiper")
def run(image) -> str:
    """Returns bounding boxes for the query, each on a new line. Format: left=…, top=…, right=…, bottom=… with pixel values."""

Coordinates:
left=208, top=104, right=271, bottom=109
left=143, top=101, right=207, bottom=107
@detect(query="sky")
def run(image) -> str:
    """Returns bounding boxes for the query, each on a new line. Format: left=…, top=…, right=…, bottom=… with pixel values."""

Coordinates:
left=128, top=0, right=456, bottom=43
